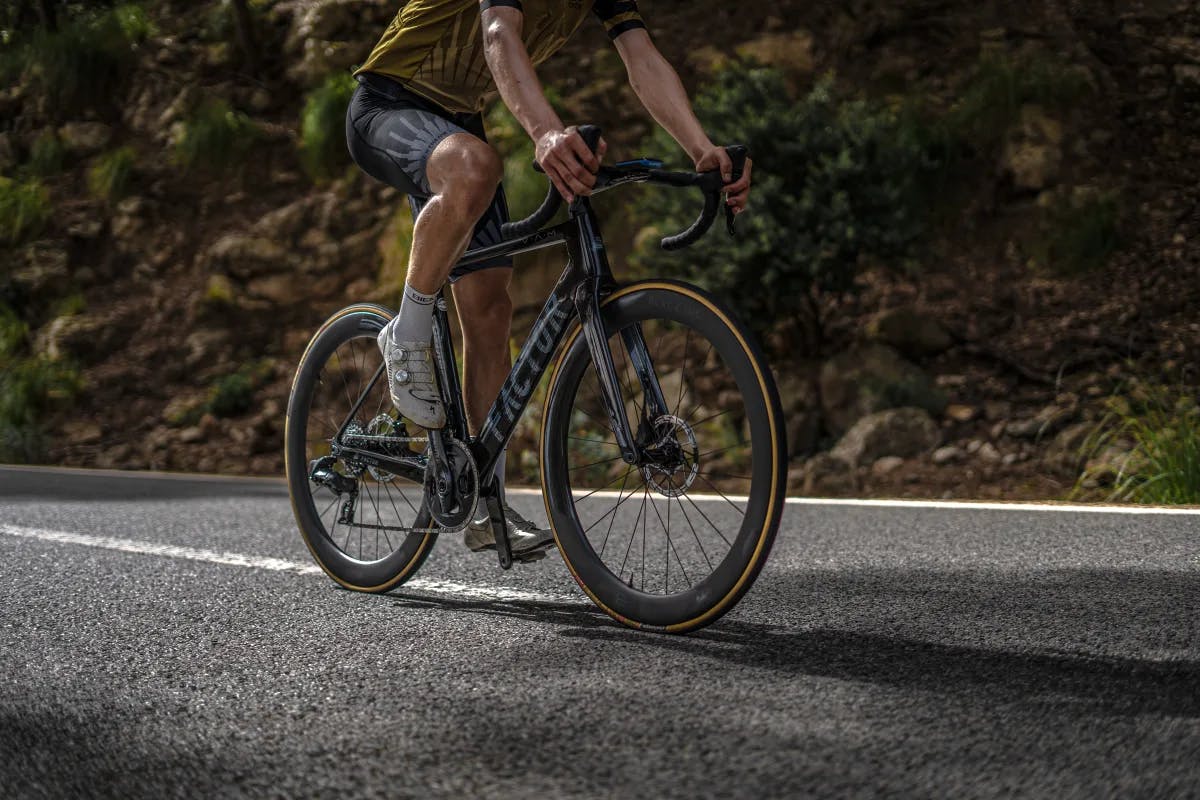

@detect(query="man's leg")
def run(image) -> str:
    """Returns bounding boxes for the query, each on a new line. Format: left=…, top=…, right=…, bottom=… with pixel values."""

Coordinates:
left=451, top=268, right=514, bottom=437
left=380, top=133, right=503, bottom=428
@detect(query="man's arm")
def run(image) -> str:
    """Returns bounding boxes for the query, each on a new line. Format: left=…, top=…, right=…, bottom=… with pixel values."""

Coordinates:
left=480, top=2, right=605, bottom=202
left=614, top=30, right=752, bottom=213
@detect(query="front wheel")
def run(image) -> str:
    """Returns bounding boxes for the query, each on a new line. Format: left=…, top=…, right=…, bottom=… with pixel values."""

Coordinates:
left=541, top=281, right=787, bottom=633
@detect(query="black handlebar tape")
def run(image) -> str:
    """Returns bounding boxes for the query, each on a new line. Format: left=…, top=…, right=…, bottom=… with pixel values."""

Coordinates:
left=577, top=124, right=602, bottom=154
left=661, top=186, right=721, bottom=251
left=501, top=186, right=562, bottom=239
left=724, top=145, right=749, bottom=236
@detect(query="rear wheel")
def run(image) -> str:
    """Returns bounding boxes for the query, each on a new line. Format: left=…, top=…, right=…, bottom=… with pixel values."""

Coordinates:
left=285, top=304, right=435, bottom=592
left=541, top=281, right=786, bottom=633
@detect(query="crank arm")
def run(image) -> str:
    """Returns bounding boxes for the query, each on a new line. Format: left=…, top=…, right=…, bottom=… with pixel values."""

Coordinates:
left=484, top=492, right=514, bottom=570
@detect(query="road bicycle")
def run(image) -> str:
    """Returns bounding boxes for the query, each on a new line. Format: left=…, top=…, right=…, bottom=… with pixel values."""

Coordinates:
left=285, top=126, right=786, bottom=633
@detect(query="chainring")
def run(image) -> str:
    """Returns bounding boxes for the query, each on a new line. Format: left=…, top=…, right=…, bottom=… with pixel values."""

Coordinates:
left=425, top=437, right=479, bottom=533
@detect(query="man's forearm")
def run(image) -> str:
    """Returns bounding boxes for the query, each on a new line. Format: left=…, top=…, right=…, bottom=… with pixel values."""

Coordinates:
left=483, top=18, right=562, bottom=141
left=624, top=48, right=714, bottom=164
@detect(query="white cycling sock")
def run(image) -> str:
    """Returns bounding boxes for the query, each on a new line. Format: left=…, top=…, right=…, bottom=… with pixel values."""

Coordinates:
left=390, top=282, right=437, bottom=344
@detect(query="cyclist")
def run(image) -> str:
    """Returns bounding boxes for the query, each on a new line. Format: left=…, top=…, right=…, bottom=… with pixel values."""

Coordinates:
left=346, top=0, right=753, bottom=556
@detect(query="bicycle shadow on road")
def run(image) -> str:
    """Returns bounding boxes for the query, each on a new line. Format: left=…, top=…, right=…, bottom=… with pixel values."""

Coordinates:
left=388, top=566, right=1200, bottom=719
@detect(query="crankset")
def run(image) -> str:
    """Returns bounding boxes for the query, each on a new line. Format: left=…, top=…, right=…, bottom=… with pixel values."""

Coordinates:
left=424, top=434, right=479, bottom=533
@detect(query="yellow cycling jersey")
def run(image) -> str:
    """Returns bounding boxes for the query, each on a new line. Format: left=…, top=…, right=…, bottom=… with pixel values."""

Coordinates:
left=355, top=0, right=646, bottom=113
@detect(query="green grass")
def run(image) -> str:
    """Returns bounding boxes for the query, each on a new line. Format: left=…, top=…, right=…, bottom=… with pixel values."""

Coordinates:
left=88, top=146, right=137, bottom=202
left=174, top=99, right=260, bottom=173
left=0, top=304, right=81, bottom=462
left=299, top=72, right=357, bottom=182
left=1080, top=385, right=1200, bottom=504
left=1035, top=189, right=1121, bottom=276
left=0, top=176, right=51, bottom=244
left=25, top=132, right=66, bottom=177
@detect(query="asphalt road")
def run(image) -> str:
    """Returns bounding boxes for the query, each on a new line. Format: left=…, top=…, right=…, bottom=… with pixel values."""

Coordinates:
left=1, top=466, right=1198, bottom=799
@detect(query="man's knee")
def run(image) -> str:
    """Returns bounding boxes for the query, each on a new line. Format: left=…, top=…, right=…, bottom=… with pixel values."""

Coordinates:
left=432, top=137, right=503, bottom=211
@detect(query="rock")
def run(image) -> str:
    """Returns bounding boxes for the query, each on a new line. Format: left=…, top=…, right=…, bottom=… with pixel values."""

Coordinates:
left=11, top=242, right=70, bottom=298
left=179, top=426, right=205, bottom=444
left=1005, top=404, right=1076, bottom=440
left=984, top=401, right=1012, bottom=421
left=864, top=307, right=954, bottom=357
left=1002, top=105, right=1063, bottom=191
left=62, top=420, right=103, bottom=444
left=36, top=309, right=138, bottom=363
left=819, top=344, right=946, bottom=435
left=110, top=196, right=147, bottom=244
left=734, top=31, right=815, bottom=84
left=57, top=122, right=113, bottom=156
left=830, top=407, right=940, bottom=467
left=1176, top=65, right=1200, bottom=89
left=66, top=217, right=104, bottom=239
left=184, top=329, right=230, bottom=371
left=288, top=39, right=362, bottom=87
left=871, top=456, right=905, bottom=476
left=801, top=453, right=858, bottom=496
left=932, top=446, right=964, bottom=465
left=205, top=233, right=292, bottom=277
left=945, top=404, right=978, bottom=423
left=246, top=274, right=306, bottom=305
left=976, top=442, right=1002, bottom=463
left=1044, top=422, right=1093, bottom=475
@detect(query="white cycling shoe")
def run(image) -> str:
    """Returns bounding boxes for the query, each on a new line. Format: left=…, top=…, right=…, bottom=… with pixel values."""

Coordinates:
left=464, top=502, right=556, bottom=558
left=377, top=323, right=446, bottom=429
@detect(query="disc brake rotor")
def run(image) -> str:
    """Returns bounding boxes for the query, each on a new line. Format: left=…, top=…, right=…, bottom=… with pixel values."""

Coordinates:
left=642, top=414, right=700, bottom=497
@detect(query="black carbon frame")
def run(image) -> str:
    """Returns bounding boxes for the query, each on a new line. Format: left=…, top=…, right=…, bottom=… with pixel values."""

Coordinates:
left=334, top=198, right=664, bottom=493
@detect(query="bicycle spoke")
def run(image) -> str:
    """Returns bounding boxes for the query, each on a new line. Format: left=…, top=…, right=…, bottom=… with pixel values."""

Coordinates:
left=595, top=469, right=636, bottom=557
left=571, top=467, right=634, bottom=504
left=618, top=486, right=648, bottom=582
left=671, top=482, right=713, bottom=572
left=568, top=436, right=620, bottom=446
left=680, top=491, right=734, bottom=548
left=694, top=473, right=748, bottom=516
left=569, top=454, right=626, bottom=472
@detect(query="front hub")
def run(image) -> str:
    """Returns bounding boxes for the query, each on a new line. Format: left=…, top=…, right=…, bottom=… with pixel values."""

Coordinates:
left=640, top=414, right=700, bottom=497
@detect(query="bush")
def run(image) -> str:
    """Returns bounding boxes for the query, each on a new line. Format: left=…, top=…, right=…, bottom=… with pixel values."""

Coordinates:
left=25, top=132, right=66, bottom=177
left=1, top=4, right=153, bottom=117
left=945, top=55, right=1093, bottom=152
left=206, top=361, right=272, bottom=418
left=0, top=304, right=80, bottom=462
left=174, top=99, right=260, bottom=173
left=0, top=176, right=51, bottom=244
left=88, top=145, right=137, bottom=202
left=1034, top=188, right=1121, bottom=276
left=1081, top=385, right=1200, bottom=504
left=633, top=66, right=933, bottom=346
left=299, top=72, right=357, bottom=182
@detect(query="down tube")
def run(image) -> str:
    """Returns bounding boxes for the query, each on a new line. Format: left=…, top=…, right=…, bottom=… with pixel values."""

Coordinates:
left=472, top=266, right=581, bottom=481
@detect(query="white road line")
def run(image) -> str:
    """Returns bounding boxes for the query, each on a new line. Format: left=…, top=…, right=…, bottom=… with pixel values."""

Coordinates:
left=5, top=466, right=1199, bottom=515
left=509, top=488, right=1200, bottom=515
left=0, top=524, right=576, bottom=604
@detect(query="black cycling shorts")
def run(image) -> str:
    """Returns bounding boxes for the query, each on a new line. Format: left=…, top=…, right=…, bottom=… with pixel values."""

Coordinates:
left=346, top=72, right=512, bottom=280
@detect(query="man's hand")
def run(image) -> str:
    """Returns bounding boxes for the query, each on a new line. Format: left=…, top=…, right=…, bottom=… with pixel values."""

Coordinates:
left=694, top=146, right=753, bottom=215
left=535, top=126, right=608, bottom=203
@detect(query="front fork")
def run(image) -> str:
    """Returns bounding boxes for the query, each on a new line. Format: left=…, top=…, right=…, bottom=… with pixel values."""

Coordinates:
left=574, top=280, right=669, bottom=465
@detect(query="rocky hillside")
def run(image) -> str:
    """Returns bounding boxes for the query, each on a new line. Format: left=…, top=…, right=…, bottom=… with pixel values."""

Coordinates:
left=1, top=0, right=1198, bottom=500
